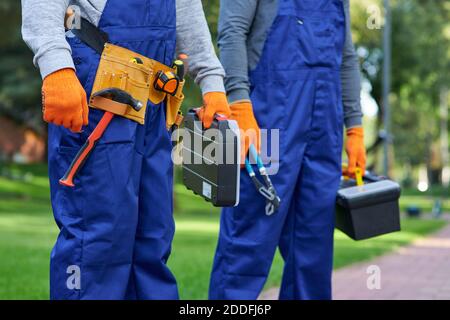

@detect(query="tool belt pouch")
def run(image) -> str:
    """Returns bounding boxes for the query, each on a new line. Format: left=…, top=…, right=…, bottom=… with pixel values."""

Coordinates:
left=90, top=44, right=172, bottom=125
left=165, top=80, right=185, bottom=130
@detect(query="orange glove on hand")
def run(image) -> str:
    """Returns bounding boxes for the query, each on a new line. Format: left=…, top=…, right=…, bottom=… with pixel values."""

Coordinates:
left=345, top=127, right=367, bottom=176
left=196, top=92, right=231, bottom=128
left=229, top=100, right=261, bottom=165
left=42, top=68, right=89, bottom=133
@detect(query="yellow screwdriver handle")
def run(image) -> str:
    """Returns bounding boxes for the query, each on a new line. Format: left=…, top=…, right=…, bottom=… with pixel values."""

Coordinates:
left=355, top=167, right=364, bottom=186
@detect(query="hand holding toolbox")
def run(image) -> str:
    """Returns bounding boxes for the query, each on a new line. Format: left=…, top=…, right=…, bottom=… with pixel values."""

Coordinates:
left=182, top=109, right=241, bottom=207
left=335, top=166, right=402, bottom=240
left=60, top=18, right=186, bottom=187
left=182, top=114, right=282, bottom=213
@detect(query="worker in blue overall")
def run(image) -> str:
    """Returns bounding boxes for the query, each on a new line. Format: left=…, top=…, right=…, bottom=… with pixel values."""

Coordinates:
left=22, top=0, right=230, bottom=299
left=210, top=0, right=367, bottom=299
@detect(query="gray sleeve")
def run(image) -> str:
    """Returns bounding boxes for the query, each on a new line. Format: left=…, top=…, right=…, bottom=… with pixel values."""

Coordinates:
left=341, top=0, right=363, bottom=128
left=217, top=0, right=259, bottom=103
left=21, top=0, right=75, bottom=79
left=176, top=0, right=225, bottom=94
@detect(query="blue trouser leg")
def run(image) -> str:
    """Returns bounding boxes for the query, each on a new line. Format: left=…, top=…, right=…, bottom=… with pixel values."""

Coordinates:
left=129, top=103, right=179, bottom=300
left=209, top=77, right=311, bottom=300
left=278, top=78, right=343, bottom=300
left=209, top=74, right=343, bottom=300
left=49, top=103, right=178, bottom=299
left=278, top=126, right=342, bottom=300
left=49, top=112, right=142, bottom=299
left=209, top=168, right=298, bottom=300
left=278, top=77, right=342, bottom=300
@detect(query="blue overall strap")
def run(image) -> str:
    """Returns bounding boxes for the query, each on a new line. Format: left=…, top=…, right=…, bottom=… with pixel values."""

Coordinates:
left=71, top=18, right=109, bottom=54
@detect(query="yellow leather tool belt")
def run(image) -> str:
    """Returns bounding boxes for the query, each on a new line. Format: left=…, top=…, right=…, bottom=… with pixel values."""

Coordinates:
left=90, top=43, right=185, bottom=128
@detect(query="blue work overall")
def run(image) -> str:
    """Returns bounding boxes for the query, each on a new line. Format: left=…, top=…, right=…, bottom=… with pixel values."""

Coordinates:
left=210, top=0, right=345, bottom=300
left=47, top=0, right=178, bottom=299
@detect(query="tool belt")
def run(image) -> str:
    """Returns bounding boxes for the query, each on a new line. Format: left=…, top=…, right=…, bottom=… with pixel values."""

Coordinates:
left=72, top=18, right=184, bottom=128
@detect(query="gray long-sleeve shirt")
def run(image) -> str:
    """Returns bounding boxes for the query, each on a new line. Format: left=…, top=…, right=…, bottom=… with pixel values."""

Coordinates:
left=21, top=0, right=225, bottom=94
left=218, top=0, right=363, bottom=128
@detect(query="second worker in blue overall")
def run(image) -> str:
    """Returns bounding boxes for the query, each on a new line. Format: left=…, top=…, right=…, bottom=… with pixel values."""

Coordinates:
left=209, top=0, right=367, bottom=300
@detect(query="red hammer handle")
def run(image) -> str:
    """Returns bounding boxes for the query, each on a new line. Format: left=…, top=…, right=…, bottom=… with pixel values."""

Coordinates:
left=59, top=112, right=115, bottom=187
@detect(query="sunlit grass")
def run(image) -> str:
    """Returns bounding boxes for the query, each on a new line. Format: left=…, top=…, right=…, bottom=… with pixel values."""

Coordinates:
left=400, top=195, right=450, bottom=212
left=0, top=164, right=447, bottom=299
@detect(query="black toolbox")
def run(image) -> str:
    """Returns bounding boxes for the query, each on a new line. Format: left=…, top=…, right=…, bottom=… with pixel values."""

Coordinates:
left=182, top=109, right=240, bottom=207
left=335, top=173, right=402, bottom=240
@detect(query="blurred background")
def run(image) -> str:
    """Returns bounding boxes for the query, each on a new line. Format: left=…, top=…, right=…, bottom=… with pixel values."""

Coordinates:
left=0, top=0, right=449, bottom=299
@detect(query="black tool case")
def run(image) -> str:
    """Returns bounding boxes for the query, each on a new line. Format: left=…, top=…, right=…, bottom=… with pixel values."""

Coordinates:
left=182, top=110, right=240, bottom=207
left=335, top=174, right=402, bottom=240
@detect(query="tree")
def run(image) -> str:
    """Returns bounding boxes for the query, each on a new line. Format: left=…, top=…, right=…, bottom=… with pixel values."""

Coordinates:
left=351, top=0, right=450, bottom=183
left=0, top=0, right=43, bottom=133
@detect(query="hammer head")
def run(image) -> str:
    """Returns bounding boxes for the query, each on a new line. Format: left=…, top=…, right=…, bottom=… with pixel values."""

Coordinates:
left=92, top=88, right=143, bottom=111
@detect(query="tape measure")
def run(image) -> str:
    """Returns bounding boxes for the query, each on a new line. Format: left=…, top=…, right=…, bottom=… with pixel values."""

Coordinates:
left=154, top=59, right=185, bottom=96
left=129, top=57, right=144, bottom=65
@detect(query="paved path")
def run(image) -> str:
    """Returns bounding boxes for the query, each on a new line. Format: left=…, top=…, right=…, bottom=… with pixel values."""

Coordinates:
left=260, top=222, right=450, bottom=300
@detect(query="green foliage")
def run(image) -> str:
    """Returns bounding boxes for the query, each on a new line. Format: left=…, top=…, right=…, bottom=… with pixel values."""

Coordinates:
left=390, top=1, right=449, bottom=167
left=351, top=0, right=450, bottom=171
left=202, top=0, right=220, bottom=42
left=0, top=0, right=42, bottom=131
left=1, top=0, right=449, bottom=173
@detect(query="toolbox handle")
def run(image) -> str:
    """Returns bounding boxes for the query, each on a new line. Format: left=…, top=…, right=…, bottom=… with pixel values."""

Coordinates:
left=342, top=165, right=364, bottom=186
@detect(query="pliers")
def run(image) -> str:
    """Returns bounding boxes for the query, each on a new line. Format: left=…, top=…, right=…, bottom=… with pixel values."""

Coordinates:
left=245, top=144, right=281, bottom=216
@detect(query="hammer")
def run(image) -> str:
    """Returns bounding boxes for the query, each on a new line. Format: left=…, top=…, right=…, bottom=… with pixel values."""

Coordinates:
left=59, top=88, right=143, bottom=187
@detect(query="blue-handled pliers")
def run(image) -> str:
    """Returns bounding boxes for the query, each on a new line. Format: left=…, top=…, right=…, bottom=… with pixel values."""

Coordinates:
left=245, top=145, right=281, bottom=216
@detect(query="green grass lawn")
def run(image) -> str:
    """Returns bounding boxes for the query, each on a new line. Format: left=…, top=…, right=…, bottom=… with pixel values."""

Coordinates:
left=400, top=186, right=450, bottom=212
left=0, top=164, right=447, bottom=299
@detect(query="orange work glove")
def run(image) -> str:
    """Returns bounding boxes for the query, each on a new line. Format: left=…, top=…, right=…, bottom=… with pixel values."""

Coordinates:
left=345, top=127, right=367, bottom=176
left=229, top=100, right=261, bottom=165
left=196, top=92, right=231, bottom=128
left=42, top=68, right=89, bottom=133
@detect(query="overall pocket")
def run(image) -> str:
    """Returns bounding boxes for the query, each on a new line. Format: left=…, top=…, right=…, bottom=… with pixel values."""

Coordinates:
left=295, top=16, right=337, bottom=68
